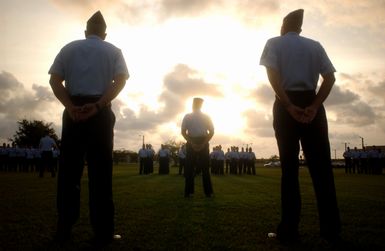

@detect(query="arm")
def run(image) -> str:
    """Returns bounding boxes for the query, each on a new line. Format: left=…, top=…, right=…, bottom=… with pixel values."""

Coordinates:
left=205, top=128, right=214, bottom=143
left=78, top=74, right=128, bottom=121
left=181, top=129, right=189, bottom=142
left=49, top=74, right=81, bottom=121
left=265, top=67, right=305, bottom=123
left=303, top=72, right=335, bottom=123
left=96, top=74, right=128, bottom=109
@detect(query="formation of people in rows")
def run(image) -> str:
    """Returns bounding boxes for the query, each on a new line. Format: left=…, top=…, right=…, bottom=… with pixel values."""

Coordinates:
left=343, top=146, right=384, bottom=175
left=138, top=143, right=257, bottom=176
left=0, top=134, right=59, bottom=177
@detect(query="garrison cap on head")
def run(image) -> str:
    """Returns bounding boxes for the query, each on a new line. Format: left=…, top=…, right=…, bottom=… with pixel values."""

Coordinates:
left=87, top=11, right=107, bottom=33
left=192, top=97, right=204, bottom=110
left=283, top=9, right=304, bottom=31
left=193, top=97, right=204, bottom=105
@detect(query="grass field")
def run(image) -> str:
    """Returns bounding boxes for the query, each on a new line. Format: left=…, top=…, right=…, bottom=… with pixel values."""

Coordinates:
left=0, top=164, right=384, bottom=251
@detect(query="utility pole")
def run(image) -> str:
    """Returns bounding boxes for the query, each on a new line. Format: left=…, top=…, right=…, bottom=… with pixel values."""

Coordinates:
left=359, top=136, right=364, bottom=149
left=139, top=134, right=145, bottom=145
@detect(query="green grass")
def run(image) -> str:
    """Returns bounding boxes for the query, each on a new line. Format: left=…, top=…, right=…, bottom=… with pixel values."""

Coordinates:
left=0, top=164, right=384, bottom=251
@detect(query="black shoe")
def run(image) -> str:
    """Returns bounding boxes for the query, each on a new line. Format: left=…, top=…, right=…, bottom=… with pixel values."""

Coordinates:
left=320, top=234, right=342, bottom=246
left=276, top=230, right=300, bottom=245
left=54, top=229, right=71, bottom=243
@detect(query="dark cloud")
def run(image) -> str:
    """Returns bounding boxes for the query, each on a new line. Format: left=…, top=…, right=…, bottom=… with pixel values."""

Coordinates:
left=0, top=71, right=61, bottom=142
left=50, top=0, right=279, bottom=25
left=159, top=0, right=218, bottom=19
left=32, top=84, right=56, bottom=102
left=159, top=64, right=223, bottom=118
left=325, top=84, right=359, bottom=106
left=117, top=0, right=279, bottom=24
left=242, top=109, right=274, bottom=138
left=368, top=81, right=385, bottom=101
left=330, top=101, right=376, bottom=127
left=252, top=83, right=275, bottom=107
left=115, top=64, right=223, bottom=133
left=0, top=71, right=23, bottom=102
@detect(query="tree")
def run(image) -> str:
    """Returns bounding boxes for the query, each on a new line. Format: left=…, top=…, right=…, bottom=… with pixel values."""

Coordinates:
left=269, top=155, right=280, bottom=161
left=163, top=139, right=184, bottom=166
left=11, top=119, right=59, bottom=147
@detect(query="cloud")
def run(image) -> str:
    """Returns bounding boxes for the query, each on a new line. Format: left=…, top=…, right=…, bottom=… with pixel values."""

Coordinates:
left=159, top=64, right=223, bottom=117
left=114, top=63, right=223, bottom=134
left=325, top=84, right=359, bottom=106
left=49, top=0, right=121, bottom=16
left=311, top=0, right=385, bottom=31
left=252, top=83, right=275, bottom=107
left=368, top=81, right=385, bottom=102
left=330, top=101, right=376, bottom=127
left=242, top=109, right=274, bottom=138
left=0, top=71, right=61, bottom=142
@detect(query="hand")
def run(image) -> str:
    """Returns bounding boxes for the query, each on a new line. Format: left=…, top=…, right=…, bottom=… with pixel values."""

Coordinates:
left=191, top=143, right=205, bottom=152
left=286, top=104, right=306, bottom=123
left=77, top=103, right=98, bottom=122
left=66, top=105, right=82, bottom=122
left=302, top=105, right=318, bottom=124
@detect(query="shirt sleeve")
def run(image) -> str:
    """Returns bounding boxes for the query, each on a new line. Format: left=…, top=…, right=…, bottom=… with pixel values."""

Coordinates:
left=114, top=49, right=129, bottom=78
left=206, top=114, right=214, bottom=133
left=318, top=43, right=336, bottom=74
left=48, top=50, right=65, bottom=77
left=259, top=39, right=279, bottom=70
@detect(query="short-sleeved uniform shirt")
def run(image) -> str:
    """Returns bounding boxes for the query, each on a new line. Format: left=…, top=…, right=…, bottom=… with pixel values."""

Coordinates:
left=39, top=136, right=56, bottom=151
left=181, top=111, right=214, bottom=138
left=49, top=35, right=129, bottom=96
left=260, top=32, right=335, bottom=91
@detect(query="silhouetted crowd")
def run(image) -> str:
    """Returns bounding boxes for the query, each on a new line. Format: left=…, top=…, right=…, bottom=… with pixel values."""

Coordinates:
left=0, top=143, right=59, bottom=177
left=138, top=144, right=155, bottom=175
left=138, top=144, right=257, bottom=176
left=343, top=146, right=384, bottom=175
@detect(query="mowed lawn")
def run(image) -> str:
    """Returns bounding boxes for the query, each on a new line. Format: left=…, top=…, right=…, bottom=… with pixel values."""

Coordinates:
left=0, top=164, right=384, bottom=251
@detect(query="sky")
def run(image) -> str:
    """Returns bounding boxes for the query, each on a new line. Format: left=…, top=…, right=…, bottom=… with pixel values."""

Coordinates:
left=1, top=0, right=385, bottom=158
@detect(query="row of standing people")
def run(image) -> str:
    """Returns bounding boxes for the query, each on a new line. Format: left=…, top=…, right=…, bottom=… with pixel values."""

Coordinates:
left=138, top=144, right=155, bottom=175
left=0, top=135, right=59, bottom=177
left=140, top=143, right=258, bottom=176
left=223, top=146, right=256, bottom=175
left=343, top=146, right=384, bottom=175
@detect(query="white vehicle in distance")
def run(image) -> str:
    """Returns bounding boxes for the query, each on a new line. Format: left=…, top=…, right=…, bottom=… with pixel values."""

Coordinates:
left=263, top=161, right=281, bottom=167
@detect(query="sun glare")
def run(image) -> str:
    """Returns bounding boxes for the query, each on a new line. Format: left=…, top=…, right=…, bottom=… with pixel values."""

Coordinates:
left=202, top=96, right=246, bottom=136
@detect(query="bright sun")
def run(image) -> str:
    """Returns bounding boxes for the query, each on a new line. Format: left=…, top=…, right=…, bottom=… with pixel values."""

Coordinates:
left=201, top=96, right=246, bottom=136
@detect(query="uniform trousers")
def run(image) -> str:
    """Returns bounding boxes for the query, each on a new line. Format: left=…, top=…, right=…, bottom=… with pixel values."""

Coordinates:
left=184, top=138, right=213, bottom=197
left=41, top=151, right=55, bottom=177
left=179, top=158, right=185, bottom=175
left=139, top=157, right=146, bottom=174
left=273, top=91, right=341, bottom=241
left=57, top=96, right=115, bottom=240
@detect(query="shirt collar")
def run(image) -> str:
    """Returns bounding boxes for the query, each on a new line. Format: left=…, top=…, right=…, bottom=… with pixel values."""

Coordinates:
left=284, top=32, right=299, bottom=36
left=86, top=35, right=103, bottom=40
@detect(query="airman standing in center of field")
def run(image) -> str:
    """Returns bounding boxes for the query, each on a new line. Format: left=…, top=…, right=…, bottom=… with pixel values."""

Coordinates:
left=181, top=97, right=214, bottom=198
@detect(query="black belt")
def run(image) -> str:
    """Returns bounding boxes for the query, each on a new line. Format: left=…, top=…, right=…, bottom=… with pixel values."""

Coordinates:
left=188, top=136, right=207, bottom=144
left=70, top=96, right=111, bottom=108
left=276, top=90, right=316, bottom=108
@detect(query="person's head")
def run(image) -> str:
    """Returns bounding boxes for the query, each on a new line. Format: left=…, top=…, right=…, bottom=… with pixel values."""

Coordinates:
left=192, top=97, right=204, bottom=112
left=85, top=11, right=107, bottom=40
left=281, top=9, right=303, bottom=36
